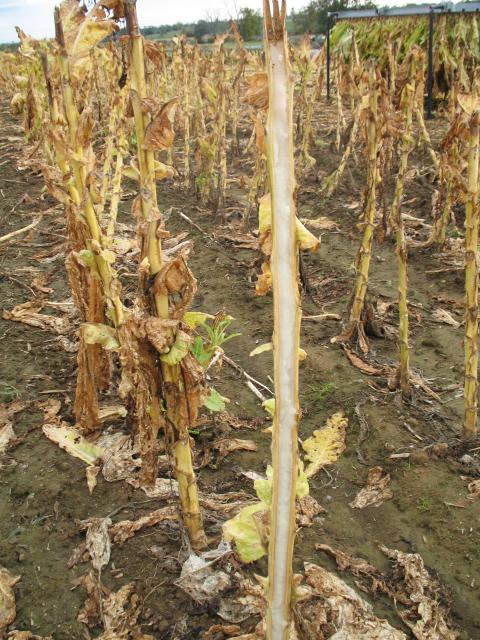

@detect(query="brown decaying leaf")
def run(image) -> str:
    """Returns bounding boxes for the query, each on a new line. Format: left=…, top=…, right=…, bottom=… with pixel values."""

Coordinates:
left=2, top=301, right=71, bottom=334
left=343, top=346, right=388, bottom=376
left=315, top=544, right=379, bottom=577
left=117, top=319, right=164, bottom=486
left=143, top=40, right=163, bottom=66
left=0, top=567, right=21, bottom=631
left=218, top=578, right=264, bottom=624
left=151, top=254, right=197, bottom=319
left=85, top=517, right=112, bottom=572
left=380, top=546, right=458, bottom=640
left=213, top=438, right=257, bottom=459
left=244, top=73, right=268, bottom=110
left=349, top=466, right=394, bottom=509
left=76, top=571, right=153, bottom=638
left=142, top=98, right=178, bottom=151
left=296, top=495, right=325, bottom=527
left=315, top=543, right=458, bottom=639
left=108, top=507, right=177, bottom=544
left=295, top=563, right=406, bottom=639
left=431, top=308, right=460, bottom=328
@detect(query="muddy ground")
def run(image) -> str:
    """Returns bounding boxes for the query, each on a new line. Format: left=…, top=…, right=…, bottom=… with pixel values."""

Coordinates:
left=1, top=95, right=480, bottom=640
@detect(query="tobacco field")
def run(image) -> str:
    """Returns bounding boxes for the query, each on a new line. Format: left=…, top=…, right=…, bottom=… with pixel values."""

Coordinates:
left=0, top=1, right=479, bottom=639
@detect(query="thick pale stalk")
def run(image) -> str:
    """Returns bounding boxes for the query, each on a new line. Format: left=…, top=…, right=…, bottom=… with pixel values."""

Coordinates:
left=391, top=75, right=415, bottom=398
left=124, top=0, right=206, bottom=548
left=463, top=111, right=480, bottom=438
left=350, top=72, right=378, bottom=324
left=264, top=2, right=301, bottom=638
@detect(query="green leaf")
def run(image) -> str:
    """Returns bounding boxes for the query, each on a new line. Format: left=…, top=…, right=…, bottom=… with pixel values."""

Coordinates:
left=254, top=465, right=273, bottom=506
left=222, top=502, right=268, bottom=563
left=183, top=311, right=214, bottom=329
left=203, top=387, right=226, bottom=413
left=262, top=398, right=275, bottom=417
left=160, top=330, right=191, bottom=365
left=78, top=249, right=95, bottom=268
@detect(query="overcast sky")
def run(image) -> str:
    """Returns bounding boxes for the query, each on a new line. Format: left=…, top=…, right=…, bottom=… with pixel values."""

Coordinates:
left=0, top=0, right=418, bottom=43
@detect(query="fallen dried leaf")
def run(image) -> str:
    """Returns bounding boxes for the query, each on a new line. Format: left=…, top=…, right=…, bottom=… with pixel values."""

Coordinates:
left=431, top=308, right=460, bottom=328
left=349, top=467, right=393, bottom=509
left=85, top=517, right=112, bottom=573
left=109, top=507, right=177, bottom=544
left=3, top=301, right=71, bottom=334
left=214, top=438, right=258, bottom=459
left=295, top=563, right=406, bottom=639
left=0, top=567, right=21, bottom=630
left=343, top=347, right=387, bottom=376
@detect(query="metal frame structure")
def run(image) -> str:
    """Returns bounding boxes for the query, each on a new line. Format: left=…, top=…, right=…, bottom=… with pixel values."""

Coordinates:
left=326, top=2, right=480, bottom=118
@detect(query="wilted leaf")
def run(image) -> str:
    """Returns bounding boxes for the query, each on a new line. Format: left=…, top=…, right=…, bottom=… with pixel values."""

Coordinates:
left=250, top=342, right=273, bottom=357
left=59, top=0, right=118, bottom=74
left=457, top=92, right=480, bottom=115
left=43, top=424, right=103, bottom=465
left=83, top=323, right=119, bottom=350
left=159, top=329, right=191, bottom=365
left=302, top=411, right=348, bottom=478
left=349, top=467, right=393, bottom=509
left=143, top=98, right=178, bottom=151
left=214, top=438, right=257, bottom=459
left=245, top=72, right=268, bottom=110
left=222, top=502, right=268, bottom=563
left=204, top=387, right=226, bottom=413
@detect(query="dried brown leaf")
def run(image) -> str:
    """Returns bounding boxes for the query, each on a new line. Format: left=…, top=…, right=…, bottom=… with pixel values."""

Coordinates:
left=85, top=517, right=111, bottom=572
left=143, top=98, right=178, bottom=151
left=0, top=567, right=21, bottom=631
left=109, top=507, right=177, bottom=545
left=213, top=438, right=257, bottom=459
left=245, top=73, right=268, bottom=110
left=349, top=467, right=393, bottom=509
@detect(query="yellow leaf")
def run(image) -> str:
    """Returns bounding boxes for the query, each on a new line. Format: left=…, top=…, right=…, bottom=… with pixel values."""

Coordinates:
left=296, top=219, right=320, bottom=251
left=83, top=323, right=119, bottom=351
left=250, top=342, right=273, bottom=357
left=302, top=411, right=348, bottom=478
left=222, top=502, right=268, bottom=563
